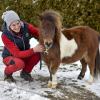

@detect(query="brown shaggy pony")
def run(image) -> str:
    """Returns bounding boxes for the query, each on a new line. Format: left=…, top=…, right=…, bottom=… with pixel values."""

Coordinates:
left=39, top=10, right=100, bottom=88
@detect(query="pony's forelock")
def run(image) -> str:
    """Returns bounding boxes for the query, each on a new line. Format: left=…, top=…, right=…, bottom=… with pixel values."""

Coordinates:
left=41, top=10, right=62, bottom=33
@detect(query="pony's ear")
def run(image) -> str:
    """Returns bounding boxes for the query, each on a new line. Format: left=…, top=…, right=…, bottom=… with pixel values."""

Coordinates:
left=61, top=28, right=73, bottom=40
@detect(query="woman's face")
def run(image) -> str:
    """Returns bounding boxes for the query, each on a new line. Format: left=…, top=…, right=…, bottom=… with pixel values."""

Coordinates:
left=9, top=20, right=21, bottom=33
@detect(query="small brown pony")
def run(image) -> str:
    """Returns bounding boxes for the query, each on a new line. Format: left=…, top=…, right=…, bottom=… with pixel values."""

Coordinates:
left=39, top=10, right=100, bottom=88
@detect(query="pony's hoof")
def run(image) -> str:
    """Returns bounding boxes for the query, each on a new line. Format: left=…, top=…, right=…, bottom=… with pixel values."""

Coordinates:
left=86, top=75, right=94, bottom=85
left=51, top=83, right=57, bottom=88
left=77, top=75, right=83, bottom=80
left=47, top=81, right=57, bottom=88
left=85, top=80, right=93, bottom=85
left=86, top=79, right=94, bottom=85
left=77, top=74, right=84, bottom=80
left=47, top=81, right=52, bottom=88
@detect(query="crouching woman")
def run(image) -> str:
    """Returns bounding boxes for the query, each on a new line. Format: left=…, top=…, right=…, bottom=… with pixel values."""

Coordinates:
left=1, top=10, right=44, bottom=82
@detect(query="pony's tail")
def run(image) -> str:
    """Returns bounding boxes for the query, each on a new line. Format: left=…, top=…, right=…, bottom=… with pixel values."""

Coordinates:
left=94, top=36, right=100, bottom=78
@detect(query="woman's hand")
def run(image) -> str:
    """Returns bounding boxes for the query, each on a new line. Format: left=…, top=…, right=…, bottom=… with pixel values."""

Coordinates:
left=33, top=44, right=44, bottom=53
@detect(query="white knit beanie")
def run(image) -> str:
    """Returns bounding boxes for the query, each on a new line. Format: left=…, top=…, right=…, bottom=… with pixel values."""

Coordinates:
left=2, top=10, right=20, bottom=27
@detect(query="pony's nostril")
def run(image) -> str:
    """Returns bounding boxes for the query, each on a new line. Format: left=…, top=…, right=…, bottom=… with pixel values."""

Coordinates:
left=45, top=42, right=52, bottom=48
left=46, top=42, right=51, bottom=47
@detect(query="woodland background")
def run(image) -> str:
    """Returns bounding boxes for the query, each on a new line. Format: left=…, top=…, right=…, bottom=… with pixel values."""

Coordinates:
left=0, top=0, right=100, bottom=32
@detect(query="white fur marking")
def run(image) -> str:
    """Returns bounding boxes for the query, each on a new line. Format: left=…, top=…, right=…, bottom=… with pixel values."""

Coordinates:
left=60, top=33, right=78, bottom=59
left=52, top=74, right=57, bottom=85
left=99, top=43, right=100, bottom=54
left=88, top=74, right=94, bottom=83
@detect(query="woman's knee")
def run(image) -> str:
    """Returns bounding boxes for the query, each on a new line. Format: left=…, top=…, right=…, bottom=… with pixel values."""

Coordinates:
left=14, top=58, right=25, bottom=69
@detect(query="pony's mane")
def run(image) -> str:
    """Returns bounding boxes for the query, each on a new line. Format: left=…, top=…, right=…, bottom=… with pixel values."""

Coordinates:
left=41, top=10, right=62, bottom=33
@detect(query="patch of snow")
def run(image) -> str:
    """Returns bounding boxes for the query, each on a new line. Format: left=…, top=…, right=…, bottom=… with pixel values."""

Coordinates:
left=0, top=32, right=4, bottom=46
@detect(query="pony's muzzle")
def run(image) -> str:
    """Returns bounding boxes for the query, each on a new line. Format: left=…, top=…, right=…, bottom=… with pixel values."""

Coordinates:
left=44, top=41, right=53, bottom=49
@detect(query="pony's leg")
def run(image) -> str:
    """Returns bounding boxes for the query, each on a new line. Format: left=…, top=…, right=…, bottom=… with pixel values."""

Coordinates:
left=48, top=73, right=57, bottom=88
left=48, top=62, right=60, bottom=88
left=47, top=70, right=52, bottom=88
left=87, top=59, right=95, bottom=83
left=88, top=63, right=95, bottom=83
left=78, top=59, right=87, bottom=80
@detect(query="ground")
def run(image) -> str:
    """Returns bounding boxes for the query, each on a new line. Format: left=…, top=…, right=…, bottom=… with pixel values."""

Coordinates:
left=0, top=51, right=100, bottom=100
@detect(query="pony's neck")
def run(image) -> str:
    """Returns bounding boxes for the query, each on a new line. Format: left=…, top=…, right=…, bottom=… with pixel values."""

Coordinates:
left=54, top=30, right=61, bottom=43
